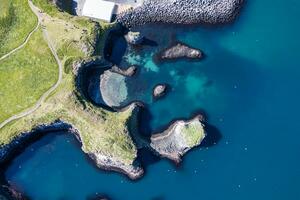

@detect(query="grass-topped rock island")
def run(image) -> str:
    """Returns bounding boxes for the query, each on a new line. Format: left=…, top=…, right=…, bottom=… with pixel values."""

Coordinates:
left=0, top=0, right=243, bottom=198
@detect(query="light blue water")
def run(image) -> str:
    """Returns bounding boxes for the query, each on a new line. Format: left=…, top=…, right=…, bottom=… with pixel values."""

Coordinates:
left=4, top=0, right=300, bottom=199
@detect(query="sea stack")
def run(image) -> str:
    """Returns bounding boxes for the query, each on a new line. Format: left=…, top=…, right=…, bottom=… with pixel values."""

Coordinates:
left=153, top=84, right=167, bottom=98
left=150, top=115, right=206, bottom=163
left=158, top=42, right=203, bottom=61
left=124, top=31, right=144, bottom=45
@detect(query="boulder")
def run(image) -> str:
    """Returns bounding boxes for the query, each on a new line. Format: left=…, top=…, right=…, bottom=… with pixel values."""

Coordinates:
left=124, top=31, right=144, bottom=45
left=153, top=84, right=167, bottom=98
left=150, top=115, right=206, bottom=163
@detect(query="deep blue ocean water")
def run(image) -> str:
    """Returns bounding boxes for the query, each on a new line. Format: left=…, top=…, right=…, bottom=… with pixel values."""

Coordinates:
left=4, top=0, right=300, bottom=199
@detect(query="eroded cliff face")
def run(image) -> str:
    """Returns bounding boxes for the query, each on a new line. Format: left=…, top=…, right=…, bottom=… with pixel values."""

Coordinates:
left=118, top=0, right=243, bottom=28
left=150, top=115, right=206, bottom=163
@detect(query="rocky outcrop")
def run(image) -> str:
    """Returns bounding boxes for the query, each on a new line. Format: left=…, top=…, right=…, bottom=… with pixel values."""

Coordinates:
left=111, top=65, right=137, bottom=77
left=158, top=43, right=203, bottom=61
left=150, top=115, right=206, bottom=163
left=80, top=103, right=144, bottom=180
left=117, top=0, right=243, bottom=28
left=100, top=70, right=128, bottom=107
left=124, top=31, right=144, bottom=45
left=88, top=152, right=143, bottom=180
left=153, top=84, right=167, bottom=98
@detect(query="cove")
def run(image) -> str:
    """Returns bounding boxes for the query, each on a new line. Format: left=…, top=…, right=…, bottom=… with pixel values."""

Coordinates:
left=4, top=0, right=300, bottom=199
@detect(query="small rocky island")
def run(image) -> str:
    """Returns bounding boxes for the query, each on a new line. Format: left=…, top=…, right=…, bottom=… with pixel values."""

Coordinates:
left=124, top=31, right=144, bottom=45
left=153, top=84, right=168, bottom=98
left=150, top=115, right=206, bottom=163
left=158, top=42, right=203, bottom=61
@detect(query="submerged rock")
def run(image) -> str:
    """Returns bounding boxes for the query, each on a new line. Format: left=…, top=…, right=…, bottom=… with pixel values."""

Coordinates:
left=118, top=0, right=243, bottom=28
left=158, top=43, right=203, bottom=61
left=111, top=65, right=137, bottom=77
left=124, top=31, right=144, bottom=45
left=100, top=70, right=128, bottom=107
left=150, top=115, right=206, bottom=163
left=153, top=84, right=167, bottom=98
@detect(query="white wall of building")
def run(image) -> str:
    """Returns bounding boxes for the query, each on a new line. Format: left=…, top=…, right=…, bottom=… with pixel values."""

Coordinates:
left=82, top=0, right=116, bottom=22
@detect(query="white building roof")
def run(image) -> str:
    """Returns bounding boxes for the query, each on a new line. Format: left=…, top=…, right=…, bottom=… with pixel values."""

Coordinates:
left=82, top=0, right=116, bottom=22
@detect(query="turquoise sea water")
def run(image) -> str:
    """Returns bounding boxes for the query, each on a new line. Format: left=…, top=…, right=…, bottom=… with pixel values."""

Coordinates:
left=4, top=0, right=300, bottom=199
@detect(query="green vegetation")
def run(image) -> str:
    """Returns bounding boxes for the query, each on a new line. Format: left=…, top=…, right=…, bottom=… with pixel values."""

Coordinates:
left=0, top=0, right=137, bottom=165
left=0, top=0, right=37, bottom=57
left=0, top=82, right=138, bottom=164
left=181, top=121, right=205, bottom=147
left=0, top=28, right=58, bottom=123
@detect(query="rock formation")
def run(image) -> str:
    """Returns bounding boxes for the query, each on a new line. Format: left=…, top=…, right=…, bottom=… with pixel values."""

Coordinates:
left=158, top=42, right=203, bottom=61
left=153, top=84, right=167, bottom=98
left=150, top=115, right=206, bottom=163
left=124, top=31, right=144, bottom=45
left=111, top=65, right=137, bottom=77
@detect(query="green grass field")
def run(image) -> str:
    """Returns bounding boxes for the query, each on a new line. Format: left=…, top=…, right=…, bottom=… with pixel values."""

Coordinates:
left=0, top=28, right=58, bottom=123
left=182, top=120, right=206, bottom=147
left=0, top=0, right=37, bottom=57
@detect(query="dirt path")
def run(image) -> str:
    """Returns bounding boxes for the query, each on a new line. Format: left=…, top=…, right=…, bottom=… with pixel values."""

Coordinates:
left=0, top=0, right=63, bottom=129
left=0, top=12, right=40, bottom=61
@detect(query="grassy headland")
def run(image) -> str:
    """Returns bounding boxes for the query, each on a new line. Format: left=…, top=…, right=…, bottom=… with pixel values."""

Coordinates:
left=0, top=0, right=37, bottom=57
left=0, top=0, right=137, bottom=166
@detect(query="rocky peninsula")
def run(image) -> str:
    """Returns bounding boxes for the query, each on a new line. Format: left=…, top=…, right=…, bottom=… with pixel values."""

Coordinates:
left=118, top=0, right=243, bottom=28
left=0, top=102, right=144, bottom=180
left=158, top=42, right=203, bottom=61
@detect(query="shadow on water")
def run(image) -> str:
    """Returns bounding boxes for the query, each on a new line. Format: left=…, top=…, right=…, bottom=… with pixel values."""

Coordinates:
left=79, top=65, right=114, bottom=111
left=86, top=193, right=111, bottom=200
left=151, top=196, right=166, bottom=200
left=104, top=28, right=128, bottom=65
left=201, top=123, right=222, bottom=147
left=141, top=38, right=159, bottom=47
